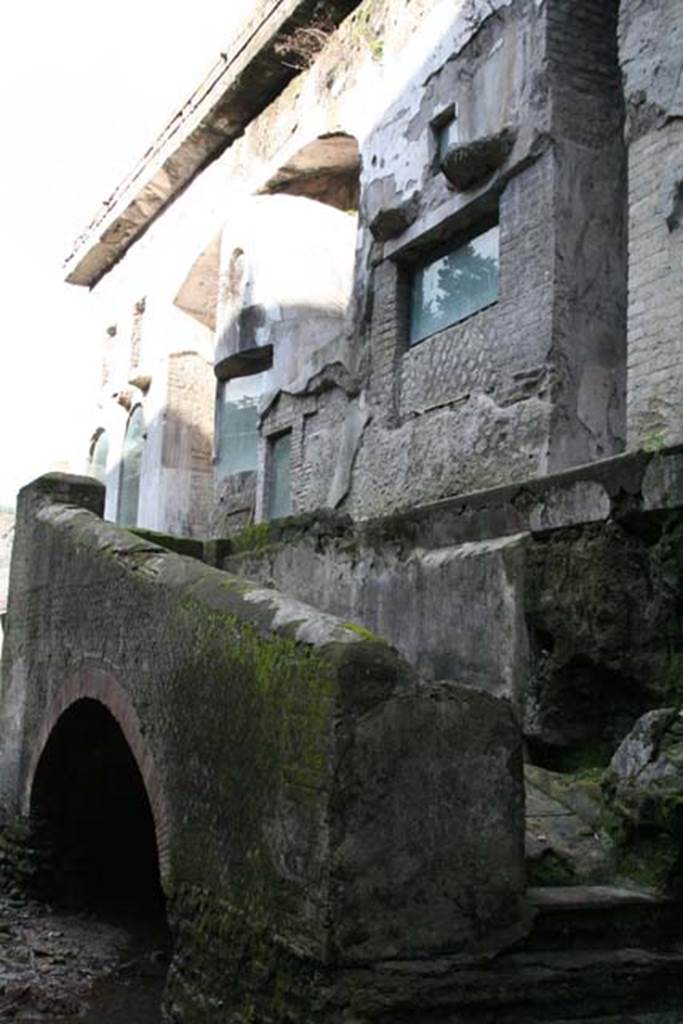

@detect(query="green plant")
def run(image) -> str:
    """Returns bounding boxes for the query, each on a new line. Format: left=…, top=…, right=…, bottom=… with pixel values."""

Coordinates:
left=348, top=0, right=387, bottom=62
left=642, top=429, right=666, bottom=453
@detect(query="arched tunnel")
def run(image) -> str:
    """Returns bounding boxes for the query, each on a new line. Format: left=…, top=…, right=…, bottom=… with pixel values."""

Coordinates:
left=30, top=698, right=165, bottom=917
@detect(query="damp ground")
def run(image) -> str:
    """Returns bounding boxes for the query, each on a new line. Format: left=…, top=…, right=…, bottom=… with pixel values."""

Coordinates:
left=0, top=893, right=168, bottom=1022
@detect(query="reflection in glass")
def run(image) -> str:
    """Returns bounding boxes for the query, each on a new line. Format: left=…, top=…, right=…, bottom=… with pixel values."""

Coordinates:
left=216, top=372, right=268, bottom=478
left=437, top=116, right=459, bottom=161
left=117, top=407, right=145, bottom=527
left=409, top=225, right=499, bottom=345
left=89, top=431, right=109, bottom=484
left=267, top=433, right=292, bottom=520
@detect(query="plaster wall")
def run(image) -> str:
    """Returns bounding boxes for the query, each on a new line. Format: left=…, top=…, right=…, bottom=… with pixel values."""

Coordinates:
left=85, top=0, right=465, bottom=532
left=215, top=194, right=357, bottom=385
left=94, top=287, right=216, bottom=535
left=0, top=512, right=14, bottom=670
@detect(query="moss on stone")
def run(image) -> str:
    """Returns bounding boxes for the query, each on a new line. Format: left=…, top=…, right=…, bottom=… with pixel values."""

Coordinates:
left=341, top=621, right=386, bottom=644
left=615, top=833, right=680, bottom=892
left=161, top=599, right=344, bottom=1020
left=128, top=527, right=205, bottom=560
left=0, top=817, right=37, bottom=896
left=527, top=849, right=577, bottom=887
left=229, top=511, right=354, bottom=556
left=228, top=521, right=275, bottom=554
left=165, top=883, right=329, bottom=1023
left=166, top=598, right=337, bottom=897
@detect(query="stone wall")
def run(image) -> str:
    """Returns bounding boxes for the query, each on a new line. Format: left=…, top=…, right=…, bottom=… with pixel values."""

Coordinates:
left=222, top=446, right=683, bottom=771
left=0, top=474, right=525, bottom=1022
left=253, top=0, right=627, bottom=518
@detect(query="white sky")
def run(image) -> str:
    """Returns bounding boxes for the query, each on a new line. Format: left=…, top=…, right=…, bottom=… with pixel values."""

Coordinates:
left=0, top=1, right=253, bottom=508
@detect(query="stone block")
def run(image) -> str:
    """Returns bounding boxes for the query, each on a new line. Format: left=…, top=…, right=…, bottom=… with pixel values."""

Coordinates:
left=440, top=126, right=516, bottom=191
left=642, top=450, right=683, bottom=511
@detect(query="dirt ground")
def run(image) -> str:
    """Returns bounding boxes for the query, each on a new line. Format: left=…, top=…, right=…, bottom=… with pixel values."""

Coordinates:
left=0, top=893, right=167, bottom=1021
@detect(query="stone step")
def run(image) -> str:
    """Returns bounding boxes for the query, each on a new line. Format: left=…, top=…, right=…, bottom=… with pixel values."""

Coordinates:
left=346, top=943, right=683, bottom=1022
left=524, top=884, right=683, bottom=952
left=547, top=1015, right=680, bottom=1023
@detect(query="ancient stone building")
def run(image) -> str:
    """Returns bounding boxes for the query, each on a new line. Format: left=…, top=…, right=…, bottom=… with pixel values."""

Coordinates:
left=67, top=0, right=678, bottom=538
left=2, top=0, right=683, bottom=1021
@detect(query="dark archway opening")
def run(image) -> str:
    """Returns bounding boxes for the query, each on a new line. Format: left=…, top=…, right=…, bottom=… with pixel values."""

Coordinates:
left=30, top=698, right=165, bottom=919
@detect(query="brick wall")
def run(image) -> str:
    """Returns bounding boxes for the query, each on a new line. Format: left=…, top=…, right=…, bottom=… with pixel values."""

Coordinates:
left=619, top=0, right=683, bottom=450
left=546, top=0, right=622, bottom=146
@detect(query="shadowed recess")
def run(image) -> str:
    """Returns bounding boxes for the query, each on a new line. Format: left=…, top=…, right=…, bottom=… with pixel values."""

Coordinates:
left=30, top=698, right=164, bottom=915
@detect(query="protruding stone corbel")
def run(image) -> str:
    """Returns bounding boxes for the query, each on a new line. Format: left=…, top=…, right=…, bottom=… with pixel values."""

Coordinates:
left=128, top=372, right=152, bottom=393
left=369, top=191, right=420, bottom=241
left=441, top=125, right=517, bottom=190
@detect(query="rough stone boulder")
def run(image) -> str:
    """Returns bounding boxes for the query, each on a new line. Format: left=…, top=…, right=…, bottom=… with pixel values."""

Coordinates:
left=603, top=708, right=683, bottom=836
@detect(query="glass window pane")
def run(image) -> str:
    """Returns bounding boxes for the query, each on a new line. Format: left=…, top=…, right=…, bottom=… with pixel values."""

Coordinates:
left=409, top=225, right=499, bottom=345
left=267, top=433, right=292, bottom=520
left=437, top=116, right=459, bottom=161
left=117, top=407, right=145, bottom=527
left=89, top=432, right=109, bottom=484
left=216, top=372, right=267, bottom=478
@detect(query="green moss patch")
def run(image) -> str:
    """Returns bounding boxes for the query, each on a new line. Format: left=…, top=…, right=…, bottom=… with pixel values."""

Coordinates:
left=129, top=527, right=205, bottom=560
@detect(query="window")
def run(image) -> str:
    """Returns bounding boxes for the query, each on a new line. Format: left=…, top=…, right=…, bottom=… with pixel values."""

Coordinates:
left=267, top=433, right=292, bottom=520
left=88, top=430, right=109, bottom=484
left=117, top=406, right=145, bottom=527
left=431, top=104, right=459, bottom=164
left=216, top=372, right=268, bottom=479
left=409, top=223, right=499, bottom=345
left=436, top=113, right=459, bottom=162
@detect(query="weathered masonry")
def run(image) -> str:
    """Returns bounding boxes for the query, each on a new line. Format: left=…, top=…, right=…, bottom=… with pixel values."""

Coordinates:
left=2, top=0, right=683, bottom=1021
left=1, top=474, right=527, bottom=1020
left=68, top=0, right=680, bottom=538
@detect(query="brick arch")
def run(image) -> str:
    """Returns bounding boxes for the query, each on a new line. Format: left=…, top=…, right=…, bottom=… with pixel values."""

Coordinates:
left=24, top=666, right=171, bottom=883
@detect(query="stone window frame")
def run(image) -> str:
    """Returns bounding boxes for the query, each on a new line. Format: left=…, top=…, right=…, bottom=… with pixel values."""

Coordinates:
left=406, top=217, right=500, bottom=347
left=390, top=202, right=500, bottom=353
left=213, top=373, right=269, bottom=481
left=367, top=187, right=503, bottom=427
